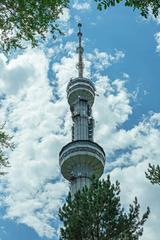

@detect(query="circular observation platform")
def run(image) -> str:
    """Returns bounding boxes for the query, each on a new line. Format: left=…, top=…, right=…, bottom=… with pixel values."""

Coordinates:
left=59, top=140, right=105, bottom=181
left=67, top=77, right=95, bottom=106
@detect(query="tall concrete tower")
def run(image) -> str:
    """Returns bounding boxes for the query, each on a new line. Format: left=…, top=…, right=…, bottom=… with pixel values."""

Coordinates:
left=59, top=23, right=105, bottom=195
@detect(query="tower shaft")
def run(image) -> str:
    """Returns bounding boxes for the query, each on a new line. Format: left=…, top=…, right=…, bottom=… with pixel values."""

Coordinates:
left=72, top=98, right=94, bottom=141
left=59, top=24, right=105, bottom=196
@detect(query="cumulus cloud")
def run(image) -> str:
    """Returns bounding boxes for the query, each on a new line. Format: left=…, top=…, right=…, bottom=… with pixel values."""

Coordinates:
left=73, top=1, right=91, bottom=10
left=0, top=53, right=34, bottom=95
left=87, top=49, right=125, bottom=72
left=147, top=11, right=160, bottom=54
left=148, top=9, right=160, bottom=25
left=0, top=49, right=70, bottom=238
left=155, top=32, right=160, bottom=53
left=107, top=113, right=160, bottom=169
left=59, top=8, right=70, bottom=22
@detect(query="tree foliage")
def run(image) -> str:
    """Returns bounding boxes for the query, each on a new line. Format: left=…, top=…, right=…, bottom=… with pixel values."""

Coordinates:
left=0, top=125, right=13, bottom=175
left=95, top=0, right=160, bottom=18
left=145, top=163, right=160, bottom=185
left=59, top=176, right=150, bottom=240
left=0, top=0, right=69, bottom=53
left=1, top=1, right=160, bottom=53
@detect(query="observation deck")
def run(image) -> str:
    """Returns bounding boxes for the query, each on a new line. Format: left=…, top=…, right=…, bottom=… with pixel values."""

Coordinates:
left=59, top=140, right=105, bottom=181
left=67, top=77, right=95, bottom=107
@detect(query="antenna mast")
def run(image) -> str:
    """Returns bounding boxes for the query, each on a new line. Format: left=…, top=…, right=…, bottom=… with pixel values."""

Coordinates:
left=77, top=23, right=84, bottom=78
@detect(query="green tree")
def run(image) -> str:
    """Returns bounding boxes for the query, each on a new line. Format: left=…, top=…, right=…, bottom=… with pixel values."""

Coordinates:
left=0, top=0, right=69, bottom=53
left=145, top=163, right=160, bottom=185
left=95, top=0, right=160, bottom=18
left=0, top=125, right=13, bottom=175
left=1, top=1, right=159, bottom=53
left=59, top=176, right=150, bottom=240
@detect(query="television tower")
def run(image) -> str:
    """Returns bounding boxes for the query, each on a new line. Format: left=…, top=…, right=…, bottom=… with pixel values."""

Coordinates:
left=59, top=23, right=105, bottom=195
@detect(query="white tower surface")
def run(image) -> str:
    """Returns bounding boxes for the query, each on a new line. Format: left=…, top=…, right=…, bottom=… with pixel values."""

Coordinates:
left=59, top=23, right=105, bottom=195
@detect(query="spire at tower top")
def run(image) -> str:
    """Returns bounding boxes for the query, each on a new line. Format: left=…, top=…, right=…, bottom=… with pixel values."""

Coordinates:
left=77, top=22, right=84, bottom=78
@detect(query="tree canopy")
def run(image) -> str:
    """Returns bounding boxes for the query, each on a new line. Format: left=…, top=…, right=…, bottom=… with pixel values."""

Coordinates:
left=0, top=125, right=13, bottom=175
left=146, top=163, right=160, bottom=185
left=0, top=0, right=160, bottom=53
left=95, top=0, right=160, bottom=18
left=59, top=176, right=150, bottom=240
left=0, top=0, right=69, bottom=53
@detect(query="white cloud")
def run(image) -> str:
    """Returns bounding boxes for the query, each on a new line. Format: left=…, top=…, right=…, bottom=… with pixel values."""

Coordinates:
left=148, top=9, right=160, bottom=25
left=73, top=1, right=91, bottom=10
left=59, top=8, right=70, bottom=22
left=155, top=32, right=160, bottom=53
left=107, top=113, right=160, bottom=169
left=87, top=49, right=125, bottom=71
left=0, top=49, right=70, bottom=238
left=147, top=11, right=160, bottom=54
left=0, top=53, right=34, bottom=95
left=94, top=76, right=132, bottom=155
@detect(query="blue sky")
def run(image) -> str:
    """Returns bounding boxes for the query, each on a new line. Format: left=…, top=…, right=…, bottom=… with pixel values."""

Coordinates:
left=0, top=1, right=160, bottom=239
